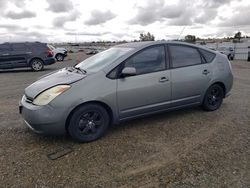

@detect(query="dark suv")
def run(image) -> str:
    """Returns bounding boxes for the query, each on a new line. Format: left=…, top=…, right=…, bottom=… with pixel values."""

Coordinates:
left=0, top=42, right=56, bottom=71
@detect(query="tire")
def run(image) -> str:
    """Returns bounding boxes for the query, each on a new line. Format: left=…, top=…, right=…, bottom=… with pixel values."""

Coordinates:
left=30, top=59, right=44, bottom=71
left=202, top=84, right=224, bottom=111
left=68, top=104, right=110, bottom=143
left=55, top=53, right=64, bottom=61
left=228, top=55, right=233, bottom=61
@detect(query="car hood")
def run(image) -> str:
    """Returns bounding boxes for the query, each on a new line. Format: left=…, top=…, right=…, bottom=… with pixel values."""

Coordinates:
left=25, top=67, right=86, bottom=99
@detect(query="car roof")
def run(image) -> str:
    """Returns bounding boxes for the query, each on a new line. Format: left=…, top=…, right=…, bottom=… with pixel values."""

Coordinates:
left=116, top=41, right=217, bottom=53
left=116, top=41, right=200, bottom=49
left=0, top=42, right=46, bottom=45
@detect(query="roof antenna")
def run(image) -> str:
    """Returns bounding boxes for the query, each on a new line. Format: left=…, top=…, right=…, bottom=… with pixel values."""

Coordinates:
left=178, top=26, right=186, bottom=40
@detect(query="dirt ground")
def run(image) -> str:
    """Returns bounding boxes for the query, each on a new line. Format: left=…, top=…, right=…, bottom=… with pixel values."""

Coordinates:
left=0, top=53, right=249, bottom=188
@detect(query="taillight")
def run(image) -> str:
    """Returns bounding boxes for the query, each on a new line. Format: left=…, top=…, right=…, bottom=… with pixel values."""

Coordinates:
left=47, top=49, right=54, bottom=57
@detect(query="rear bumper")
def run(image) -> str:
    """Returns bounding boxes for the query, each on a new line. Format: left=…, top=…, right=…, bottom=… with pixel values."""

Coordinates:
left=44, top=58, right=56, bottom=65
left=19, top=96, right=66, bottom=135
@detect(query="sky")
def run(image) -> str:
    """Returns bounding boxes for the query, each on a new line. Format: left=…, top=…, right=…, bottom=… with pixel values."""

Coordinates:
left=0, top=0, right=250, bottom=43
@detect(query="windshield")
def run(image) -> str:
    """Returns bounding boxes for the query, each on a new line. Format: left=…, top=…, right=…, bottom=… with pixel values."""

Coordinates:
left=75, top=47, right=133, bottom=73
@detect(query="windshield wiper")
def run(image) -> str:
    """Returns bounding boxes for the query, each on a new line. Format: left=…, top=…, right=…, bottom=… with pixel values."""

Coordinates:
left=73, top=66, right=87, bottom=74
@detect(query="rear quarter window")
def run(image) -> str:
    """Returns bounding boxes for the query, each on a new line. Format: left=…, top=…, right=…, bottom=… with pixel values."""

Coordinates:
left=199, top=49, right=216, bottom=63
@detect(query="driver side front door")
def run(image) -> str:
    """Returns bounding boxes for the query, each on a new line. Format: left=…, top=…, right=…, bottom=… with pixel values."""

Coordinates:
left=117, top=45, right=171, bottom=119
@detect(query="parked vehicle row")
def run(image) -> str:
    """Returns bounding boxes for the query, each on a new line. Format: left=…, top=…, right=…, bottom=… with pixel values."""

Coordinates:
left=19, top=41, right=233, bottom=142
left=207, top=46, right=235, bottom=60
left=85, top=49, right=101, bottom=55
left=0, top=42, right=55, bottom=71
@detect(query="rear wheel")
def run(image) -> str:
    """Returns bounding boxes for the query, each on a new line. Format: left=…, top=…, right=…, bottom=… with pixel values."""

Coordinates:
left=68, top=104, right=110, bottom=142
left=202, top=84, right=224, bottom=111
left=30, top=59, right=44, bottom=71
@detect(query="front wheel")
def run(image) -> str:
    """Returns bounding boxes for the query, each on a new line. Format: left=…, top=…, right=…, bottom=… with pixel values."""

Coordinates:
left=202, top=84, right=224, bottom=111
left=30, top=59, right=44, bottom=71
left=68, top=104, right=110, bottom=142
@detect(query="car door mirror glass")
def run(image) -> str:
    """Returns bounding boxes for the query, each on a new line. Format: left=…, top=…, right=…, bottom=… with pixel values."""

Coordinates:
left=121, top=67, right=136, bottom=77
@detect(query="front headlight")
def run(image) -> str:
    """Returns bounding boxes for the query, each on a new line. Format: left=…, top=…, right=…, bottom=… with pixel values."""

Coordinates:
left=33, top=85, right=71, bottom=106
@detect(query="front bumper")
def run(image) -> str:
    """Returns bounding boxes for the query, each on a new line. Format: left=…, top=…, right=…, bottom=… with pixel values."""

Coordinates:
left=19, top=96, right=67, bottom=135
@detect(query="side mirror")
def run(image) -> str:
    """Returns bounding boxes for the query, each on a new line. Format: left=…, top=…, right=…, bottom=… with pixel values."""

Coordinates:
left=121, top=67, right=136, bottom=77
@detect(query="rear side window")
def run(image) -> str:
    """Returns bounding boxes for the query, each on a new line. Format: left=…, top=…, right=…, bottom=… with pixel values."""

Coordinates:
left=0, top=44, right=11, bottom=51
left=199, top=49, right=216, bottom=63
left=169, top=45, right=202, bottom=68
left=27, top=43, right=47, bottom=50
left=124, top=45, right=166, bottom=75
left=12, top=43, right=28, bottom=51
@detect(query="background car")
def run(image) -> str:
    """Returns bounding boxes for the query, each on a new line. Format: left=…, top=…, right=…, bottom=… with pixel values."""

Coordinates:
left=48, top=45, right=67, bottom=61
left=217, top=46, right=235, bottom=60
left=85, top=49, right=100, bottom=55
left=0, top=42, right=55, bottom=71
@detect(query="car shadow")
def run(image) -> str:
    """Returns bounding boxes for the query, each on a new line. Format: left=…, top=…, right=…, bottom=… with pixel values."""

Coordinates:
left=27, top=131, right=75, bottom=145
left=25, top=106, right=204, bottom=147
left=20, top=106, right=205, bottom=161
left=108, top=106, right=203, bottom=134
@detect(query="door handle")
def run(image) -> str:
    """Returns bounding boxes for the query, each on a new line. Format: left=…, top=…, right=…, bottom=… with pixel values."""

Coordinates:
left=2, top=53, right=9, bottom=56
left=159, top=77, right=169, bottom=83
left=202, top=69, right=210, bottom=75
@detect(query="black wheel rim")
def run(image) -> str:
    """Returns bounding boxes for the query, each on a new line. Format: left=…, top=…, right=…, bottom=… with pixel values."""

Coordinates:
left=78, top=111, right=104, bottom=135
left=207, top=87, right=222, bottom=108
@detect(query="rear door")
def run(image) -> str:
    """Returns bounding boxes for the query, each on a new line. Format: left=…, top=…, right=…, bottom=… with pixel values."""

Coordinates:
left=0, top=44, right=12, bottom=69
left=10, top=43, right=31, bottom=68
left=169, top=44, right=212, bottom=107
left=117, top=45, right=171, bottom=119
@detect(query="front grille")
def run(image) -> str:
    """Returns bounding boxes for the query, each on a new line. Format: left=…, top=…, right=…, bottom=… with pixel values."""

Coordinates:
left=25, top=95, right=33, bottom=103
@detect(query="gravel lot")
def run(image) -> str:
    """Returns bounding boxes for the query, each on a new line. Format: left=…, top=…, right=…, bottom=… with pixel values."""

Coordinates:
left=0, top=53, right=249, bottom=187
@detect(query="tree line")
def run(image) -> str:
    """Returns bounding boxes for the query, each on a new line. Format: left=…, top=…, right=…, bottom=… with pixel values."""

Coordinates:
left=137, top=31, right=246, bottom=43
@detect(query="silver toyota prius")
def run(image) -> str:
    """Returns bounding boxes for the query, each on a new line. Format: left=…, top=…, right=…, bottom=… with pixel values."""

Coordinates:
left=19, top=41, right=233, bottom=142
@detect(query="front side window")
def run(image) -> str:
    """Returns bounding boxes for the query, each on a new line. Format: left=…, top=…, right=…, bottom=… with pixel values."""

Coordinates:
left=169, top=45, right=202, bottom=68
left=124, top=45, right=165, bottom=75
